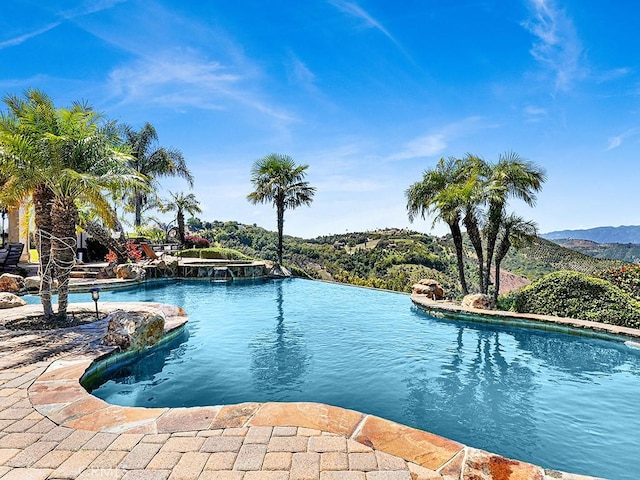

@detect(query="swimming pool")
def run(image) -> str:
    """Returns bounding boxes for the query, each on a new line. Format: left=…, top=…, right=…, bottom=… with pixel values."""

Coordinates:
left=42, top=279, right=640, bottom=479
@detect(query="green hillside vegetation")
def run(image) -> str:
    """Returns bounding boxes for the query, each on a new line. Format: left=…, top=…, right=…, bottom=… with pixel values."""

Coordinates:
left=186, top=220, right=632, bottom=301
left=499, top=237, right=626, bottom=281
left=509, top=270, right=640, bottom=328
left=552, top=239, right=640, bottom=264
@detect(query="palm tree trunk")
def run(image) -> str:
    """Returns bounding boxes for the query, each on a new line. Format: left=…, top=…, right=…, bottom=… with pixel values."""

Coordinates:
left=82, top=220, right=128, bottom=263
left=32, top=184, right=55, bottom=319
left=484, top=202, right=503, bottom=294
left=463, top=210, right=484, bottom=293
left=177, top=210, right=185, bottom=245
left=51, top=196, right=78, bottom=319
left=276, top=202, right=284, bottom=265
left=449, top=221, right=468, bottom=295
left=134, top=193, right=142, bottom=227
left=493, top=238, right=511, bottom=304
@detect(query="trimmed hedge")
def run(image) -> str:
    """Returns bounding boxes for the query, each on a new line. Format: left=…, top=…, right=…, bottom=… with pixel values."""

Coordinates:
left=511, top=270, right=640, bottom=328
left=176, top=247, right=251, bottom=261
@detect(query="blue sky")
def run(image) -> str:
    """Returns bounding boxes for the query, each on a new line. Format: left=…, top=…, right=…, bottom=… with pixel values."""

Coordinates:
left=2, top=0, right=638, bottom=238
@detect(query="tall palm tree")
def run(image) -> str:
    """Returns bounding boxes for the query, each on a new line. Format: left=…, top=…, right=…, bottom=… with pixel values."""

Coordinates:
left=406, top=157, right=470, bottom=294
left=247, top=154, right=316, bottom=265
left=458, top=154, right=489, bottom=293
left=162, top=191, right=202, bottom=245
left=123, top=122, right=193, bottom=227
left=483, top=152, right=546, bottom=294
left=493, top=214, right=537, bottom=303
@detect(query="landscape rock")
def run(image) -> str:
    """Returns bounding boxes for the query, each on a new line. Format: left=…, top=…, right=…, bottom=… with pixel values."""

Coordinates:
left=0, top=273, right=25, bottom=293
left=412, top=279, right=445, bottom=299
left=269, top=264, right=292, bottom=278
left=114, top=263, right=146, bottom=281
left=0, top=292, right=27, bottom=309
left=96, top=263, right=117, bottom=279
left=24, top=276, right=58, bottom=291
left=103, top=310, right=165, bottom=350
left=462, top=293, right=494, bottom=310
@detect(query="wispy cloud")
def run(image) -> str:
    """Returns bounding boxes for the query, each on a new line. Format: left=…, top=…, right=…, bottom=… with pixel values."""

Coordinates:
left=523, top=104, right=547, bottom=122
left=107, top=50, right=294, bottom=121
left=0, top=0, right=127, bottom=50
left=327, top=0, right=411, bottom=60
left=388, top=116, right=491, bottom=161
left=0, top=22, right=60, bottom=49
left=522, top=0, right=585, bottom=91
left=606, top=127, right=640, bottom=150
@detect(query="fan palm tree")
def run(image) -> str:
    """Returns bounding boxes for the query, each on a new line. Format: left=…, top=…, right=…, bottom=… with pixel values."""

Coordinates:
left=247, top=154, right=316, bottom=265
left=123, top=122, right=193, bottom=227
left=493, top=214, right=538, bottom=303
left=483, top=152, right=546, bottom=294
left=406, top=157, right=470, bottom=294
left=162, top=191, right=202, bottom=245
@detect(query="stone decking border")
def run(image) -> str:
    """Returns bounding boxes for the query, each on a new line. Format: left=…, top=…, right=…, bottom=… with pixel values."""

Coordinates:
left=10, top=299, right=603, bottom=479
left=411, top=293, right=640, bottom=345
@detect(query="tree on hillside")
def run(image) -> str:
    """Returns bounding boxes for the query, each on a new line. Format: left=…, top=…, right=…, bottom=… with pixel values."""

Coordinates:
left=247, top=153, right=316, bottom=265
left=406, top=157, right=470, bottom=294
left=482, top=152, right=546, bottom=294
left=493, top=213, right=537, bottom=303
left=163, top=191, right=202, bottom=245
left=123, top=122, right=193, bottom=227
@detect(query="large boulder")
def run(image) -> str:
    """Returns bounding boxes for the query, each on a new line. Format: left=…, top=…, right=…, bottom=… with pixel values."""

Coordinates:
left=103, top=310, right=165, bottom=351
left=462, top=293, right=494, bottom=310
left=0, top=273, right=25, bottom=293
left=114, top=263, right=146, bottom=281
left=411, top=279, right=445, bottom=299
left=0, top=292, right=27, bottom=309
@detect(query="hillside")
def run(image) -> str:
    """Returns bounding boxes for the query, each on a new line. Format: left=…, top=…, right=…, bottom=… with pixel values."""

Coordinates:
left=551, top=239, right=640, bottom=264
left=192, top=220, right=631, bottom=298
left=542, top=225, right=640, bottom=244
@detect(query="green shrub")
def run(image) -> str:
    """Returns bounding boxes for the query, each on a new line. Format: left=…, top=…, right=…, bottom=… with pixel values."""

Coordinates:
left=511, top=270, right=640, bottom=328
left=594, top=265, right=640, bottom=301
left=176, top=247, right=251, bottom=260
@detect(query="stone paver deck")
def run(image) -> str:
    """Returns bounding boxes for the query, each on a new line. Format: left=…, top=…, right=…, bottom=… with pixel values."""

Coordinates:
left=0, top=300, right=603, bottom=480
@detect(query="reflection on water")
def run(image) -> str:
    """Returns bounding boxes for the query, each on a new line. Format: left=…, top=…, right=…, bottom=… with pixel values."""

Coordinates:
left=250, top=282, right=310, bottom=395
left=403, top=328, right=538, bottom=458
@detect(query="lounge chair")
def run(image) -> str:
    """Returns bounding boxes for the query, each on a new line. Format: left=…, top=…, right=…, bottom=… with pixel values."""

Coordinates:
left=139, top=242, right=159, bottom=261
left=0, top=242, right=24, bottom=273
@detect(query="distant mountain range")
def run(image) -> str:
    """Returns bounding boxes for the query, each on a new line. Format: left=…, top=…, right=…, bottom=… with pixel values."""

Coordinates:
left=541, top=225, right=640, bottom=244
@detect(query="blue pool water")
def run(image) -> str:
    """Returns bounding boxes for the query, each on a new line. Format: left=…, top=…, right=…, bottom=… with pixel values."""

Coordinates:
left=34, top=279, right=640, bottom=479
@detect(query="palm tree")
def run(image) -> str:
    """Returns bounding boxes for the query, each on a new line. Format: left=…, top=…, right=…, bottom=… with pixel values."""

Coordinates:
left=247, top=154, right=316, bottom=265
left=406, top=157, right=470, bottom=294
left=162, top=191, right=202, bottom=245
left=0, top=89, right=59, bottom=317
left=493, top=214, right=537, bottom=303
left=458, top=154, right=489, bottom=293
left=0, top=90, right=144, bottom=319
left=483, top=152, right=546, bottom=294
left=123, top=122, right=193, bottom=227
